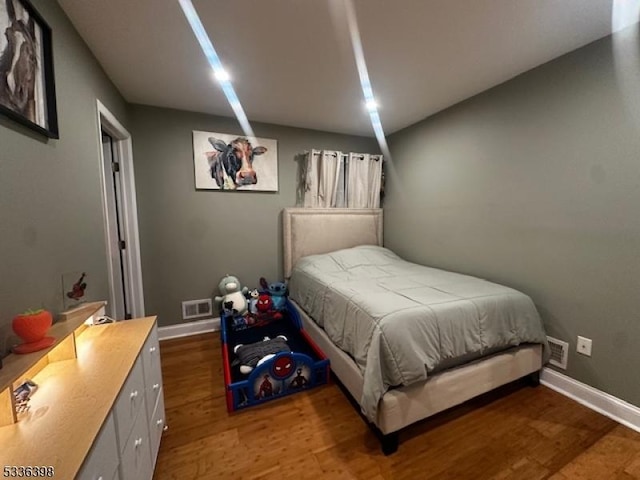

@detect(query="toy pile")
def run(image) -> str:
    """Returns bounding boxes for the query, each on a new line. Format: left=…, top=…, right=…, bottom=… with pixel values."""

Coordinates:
left=218, top=275, right=330, bottom=411
left=215, top=275, right=288, bottom=331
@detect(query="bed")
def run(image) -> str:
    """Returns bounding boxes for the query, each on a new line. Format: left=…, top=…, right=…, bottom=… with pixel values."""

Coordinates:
left=282, top=208, right=548, bottom=454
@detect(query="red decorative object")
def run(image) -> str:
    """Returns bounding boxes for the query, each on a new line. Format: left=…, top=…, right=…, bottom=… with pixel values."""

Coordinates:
left=66, top=272, right=87, bottom=301
left=12, top=310, right=55, bottom=354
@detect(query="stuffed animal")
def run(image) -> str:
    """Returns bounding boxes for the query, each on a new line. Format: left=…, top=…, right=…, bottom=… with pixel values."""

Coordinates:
left=256, top=294, right=274, bottom=313
left=233, top=335, right=290, bottom=374
left=222, top=302, right=248, bottom=331
left=215, top=275, right=249, bottom=316
left=259, top=277, right=288, bottom=311
left=247, top=294, right=282, bottom=325
left=247, top=289, right=259, bottom=314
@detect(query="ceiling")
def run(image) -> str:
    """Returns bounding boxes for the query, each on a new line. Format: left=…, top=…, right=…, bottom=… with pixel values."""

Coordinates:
left=58, top=0, right=635, bottom=137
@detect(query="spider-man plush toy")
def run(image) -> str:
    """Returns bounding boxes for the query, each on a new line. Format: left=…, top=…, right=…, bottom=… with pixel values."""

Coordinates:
left=250, top=294, right=282, bottom=325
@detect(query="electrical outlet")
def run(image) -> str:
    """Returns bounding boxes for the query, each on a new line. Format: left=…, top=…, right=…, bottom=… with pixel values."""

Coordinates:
left=577, top=336, right=592, bottom=357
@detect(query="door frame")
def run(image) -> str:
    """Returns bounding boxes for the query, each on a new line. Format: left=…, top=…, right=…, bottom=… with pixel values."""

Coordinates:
left=96, top=100, right=145, bottom=318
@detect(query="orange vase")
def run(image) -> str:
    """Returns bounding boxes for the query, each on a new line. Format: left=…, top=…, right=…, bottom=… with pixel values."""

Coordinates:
left=12, top=310, right=55, bottom=354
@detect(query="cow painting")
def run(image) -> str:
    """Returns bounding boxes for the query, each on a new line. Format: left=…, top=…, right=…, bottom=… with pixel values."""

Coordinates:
left=193, top=130, right=278, bottom=191
left=206, top=137, right=267, bottom=190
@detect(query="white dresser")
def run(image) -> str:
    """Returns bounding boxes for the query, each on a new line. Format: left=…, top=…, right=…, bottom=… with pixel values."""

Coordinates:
left=77, top=322, right=165, bottom=480
left=0, top=308, right=165, bottom=480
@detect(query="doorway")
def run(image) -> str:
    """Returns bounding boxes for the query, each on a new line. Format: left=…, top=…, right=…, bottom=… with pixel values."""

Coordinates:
left=101, top=130, right=130, bottom=318
left=97, top=101, right=145, bottom=320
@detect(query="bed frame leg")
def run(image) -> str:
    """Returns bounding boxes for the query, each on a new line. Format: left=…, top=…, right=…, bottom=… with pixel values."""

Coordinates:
left=526, top=370, right=541, bottom=387
left=381, top=432, right=399, bottom=456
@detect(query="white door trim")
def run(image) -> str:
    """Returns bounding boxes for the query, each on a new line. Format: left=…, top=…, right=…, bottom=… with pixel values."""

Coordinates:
left=96, top=100, right=145, bottom=318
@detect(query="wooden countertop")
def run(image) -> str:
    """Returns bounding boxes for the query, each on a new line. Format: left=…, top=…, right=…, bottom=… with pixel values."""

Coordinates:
left=0, top=317, right=157, bottom=479
left=0, top=301, right=107, bottom=393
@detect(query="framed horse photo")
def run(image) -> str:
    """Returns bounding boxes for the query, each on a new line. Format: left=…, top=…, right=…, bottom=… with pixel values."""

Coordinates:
left=0, top=0, right=58, bottom=138
left=192, top=130, right=278, bottom=192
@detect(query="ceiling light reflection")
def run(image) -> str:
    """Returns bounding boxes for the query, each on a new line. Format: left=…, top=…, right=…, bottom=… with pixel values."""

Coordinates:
left=178, top=0, right=254, bottom=138
left=611, top=0, right=640, bottom=131
left=365, top=99, right=379, bottom=112
left=612, top=0, right=640, bottom=32
left=341, top=0, right=391, bottom=159
left=214, top=68, right=231, bottom=83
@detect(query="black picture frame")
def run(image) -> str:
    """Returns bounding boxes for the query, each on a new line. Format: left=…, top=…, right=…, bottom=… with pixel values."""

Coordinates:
left=0, top=0, right=58, bottom=138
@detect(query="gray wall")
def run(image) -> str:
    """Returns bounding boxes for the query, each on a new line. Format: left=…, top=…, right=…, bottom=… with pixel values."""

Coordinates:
left=0, top=0, right=128, bottom=353
left=129, top=105, right=378, bottom=327
left=385, top=26, right=640, bottom=407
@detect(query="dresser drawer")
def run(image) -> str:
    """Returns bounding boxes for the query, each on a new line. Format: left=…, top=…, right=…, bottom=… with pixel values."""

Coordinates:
left=119, top=400, right=152, bottom=480
left=142, top=325, right=163, bottom=418
left=76, top=413, right=119, bottom=480
left=149, top=389, right=166, bottom=468
left=113, top=356, right=145, bottom=451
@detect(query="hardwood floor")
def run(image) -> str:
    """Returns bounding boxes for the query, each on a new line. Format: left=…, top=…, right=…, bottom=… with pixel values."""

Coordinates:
left=153, top=333, right=640, bottom=480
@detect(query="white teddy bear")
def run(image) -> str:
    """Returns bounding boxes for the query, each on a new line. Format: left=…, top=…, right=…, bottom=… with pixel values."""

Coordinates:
left=214, top=274, right=248, bottom=316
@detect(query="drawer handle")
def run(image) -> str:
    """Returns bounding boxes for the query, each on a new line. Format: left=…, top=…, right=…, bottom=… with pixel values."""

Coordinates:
left=156, top=419, right=164, bottom=427
left=135, top=437, right=143, bottom=448
left=153, top=383, right=160, bottom=391
left=130, top=390, right=139, bottom=399
left=149, top=346, right=157, bottom=354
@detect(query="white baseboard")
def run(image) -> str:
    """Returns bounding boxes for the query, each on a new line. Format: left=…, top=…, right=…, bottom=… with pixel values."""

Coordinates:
left=158, top=317, right=220, bottom=341
left=541, top=367, right=640, bottom=433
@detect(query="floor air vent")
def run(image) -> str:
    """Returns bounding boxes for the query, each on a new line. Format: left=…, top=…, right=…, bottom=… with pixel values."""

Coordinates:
left=547, top=336, right=569, bottom=370
left=182, top=299, right=213, bottom=320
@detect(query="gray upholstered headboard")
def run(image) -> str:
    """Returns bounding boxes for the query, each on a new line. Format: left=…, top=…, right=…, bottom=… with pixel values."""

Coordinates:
left=282, top=208, right=383, bottom=278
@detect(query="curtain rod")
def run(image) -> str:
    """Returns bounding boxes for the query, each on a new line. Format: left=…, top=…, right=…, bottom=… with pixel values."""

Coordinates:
left=301, top=150, right=383, bottom=161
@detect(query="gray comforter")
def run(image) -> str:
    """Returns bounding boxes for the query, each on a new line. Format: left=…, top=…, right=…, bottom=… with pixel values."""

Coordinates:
left=288, top=246, right=548, bottom=421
